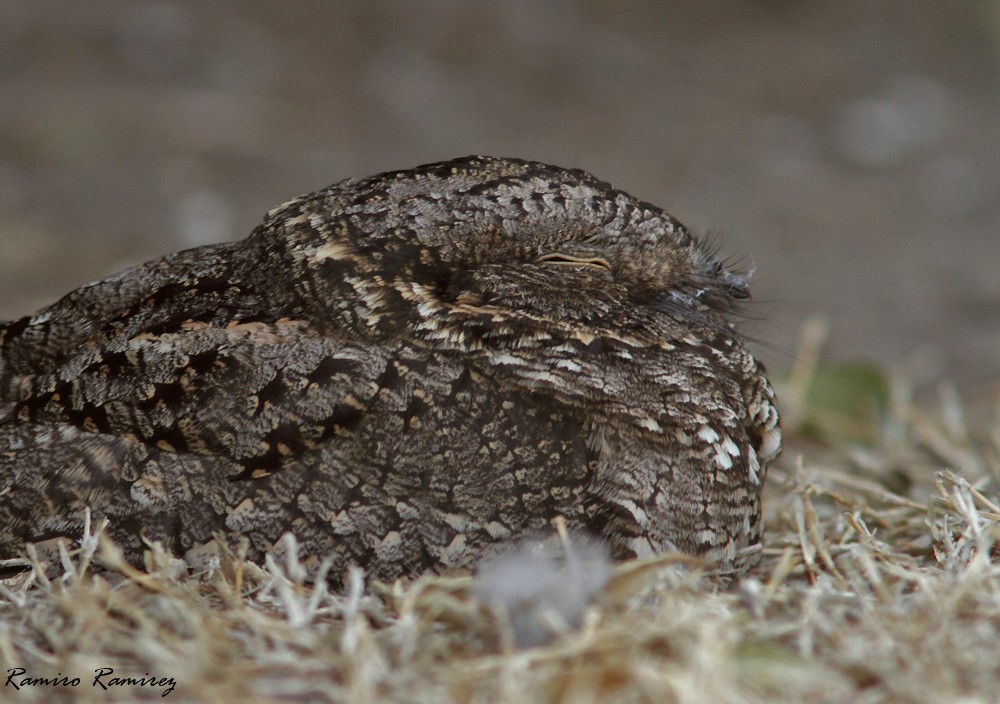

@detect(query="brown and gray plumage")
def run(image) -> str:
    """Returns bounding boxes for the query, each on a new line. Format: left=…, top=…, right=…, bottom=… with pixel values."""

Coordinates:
left=0, top=156, right=780, bottom=582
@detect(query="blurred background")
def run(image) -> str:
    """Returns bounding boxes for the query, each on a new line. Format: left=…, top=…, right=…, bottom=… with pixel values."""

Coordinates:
left=0, top=1, right=997, bottom=395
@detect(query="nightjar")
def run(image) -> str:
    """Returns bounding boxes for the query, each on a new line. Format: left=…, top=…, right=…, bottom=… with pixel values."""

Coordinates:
left=0, top=156, right=781, bottom=581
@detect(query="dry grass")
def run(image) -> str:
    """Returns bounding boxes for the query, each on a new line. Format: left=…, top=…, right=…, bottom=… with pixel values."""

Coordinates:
left=2, top=322, right=999, bottom=703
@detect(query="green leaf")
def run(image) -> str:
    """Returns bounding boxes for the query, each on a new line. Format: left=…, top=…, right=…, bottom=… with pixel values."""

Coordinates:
left=799, top=363, right=890, bottom=444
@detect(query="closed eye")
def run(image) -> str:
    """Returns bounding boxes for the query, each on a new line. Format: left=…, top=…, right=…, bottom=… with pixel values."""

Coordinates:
left=537, top=252, right=612, bottom=270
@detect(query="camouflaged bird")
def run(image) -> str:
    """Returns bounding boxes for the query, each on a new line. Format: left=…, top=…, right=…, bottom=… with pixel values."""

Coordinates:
left=0, top=156, right=781, bottom=582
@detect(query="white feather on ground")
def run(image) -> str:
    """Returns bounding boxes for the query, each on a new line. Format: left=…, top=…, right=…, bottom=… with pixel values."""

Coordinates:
left=472, top=534, right=612, bottom=648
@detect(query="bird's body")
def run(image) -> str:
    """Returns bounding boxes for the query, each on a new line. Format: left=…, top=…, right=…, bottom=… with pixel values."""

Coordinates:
left=0, top=156, right=780, bottom=581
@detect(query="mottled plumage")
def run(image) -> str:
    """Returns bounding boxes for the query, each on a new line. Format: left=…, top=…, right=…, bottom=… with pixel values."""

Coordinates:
left=0, top=156, right=780, bottom=581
